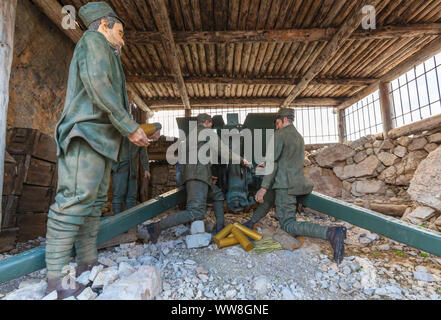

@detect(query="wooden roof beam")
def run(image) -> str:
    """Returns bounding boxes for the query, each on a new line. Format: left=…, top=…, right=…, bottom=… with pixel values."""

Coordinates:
left=147, top=0, right=191, bottom=111
left=124, top=24, right=441, bottom=45
left=335, top=37, right=441, bottom=112
left=126, top=75, right=377, bottom=87
left=145, top=97, right=345, bottom=109
left=32, top=0, right=83, bottom=43
left=280, top=0, right=382, bottom=109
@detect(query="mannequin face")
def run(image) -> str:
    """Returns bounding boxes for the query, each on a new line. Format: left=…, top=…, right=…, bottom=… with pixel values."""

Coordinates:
left=202, top=120, right=213, bottom=128
left=98, top=19, right=125, bottom=50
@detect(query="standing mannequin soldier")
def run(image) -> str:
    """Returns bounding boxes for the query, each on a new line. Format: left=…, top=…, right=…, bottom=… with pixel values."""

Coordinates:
left=245, top=108, right=347, bottom=264
left=45, top=2, right=149, bottom=298
left=112, top=122, right=162, bottom=214
left=147, top=113, right=248, bottom=242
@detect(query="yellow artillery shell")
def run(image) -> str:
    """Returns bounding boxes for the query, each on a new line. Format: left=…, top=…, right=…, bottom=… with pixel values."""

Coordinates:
left=233, top=222, right=263, bottom=241
left=231, top=227, right=254, bottom=252
left=216, top=236, right=240, bottom=248
left=213, top=224, right=234, bottom=242
left=140, top=123, right=158, bottom=136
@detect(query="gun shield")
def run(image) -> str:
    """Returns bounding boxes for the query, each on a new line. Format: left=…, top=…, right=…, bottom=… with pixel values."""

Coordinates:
left=233, top=222, right=263, bottom=241
left=231, top=227, right=254, bottom=252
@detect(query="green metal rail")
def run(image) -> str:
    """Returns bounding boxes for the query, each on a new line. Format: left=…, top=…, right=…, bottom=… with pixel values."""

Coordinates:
left=1, top=189, right=441, bottom=284
left=298, top=192, right=441, bottom=257
left=0, top=189, right=186, bottom=284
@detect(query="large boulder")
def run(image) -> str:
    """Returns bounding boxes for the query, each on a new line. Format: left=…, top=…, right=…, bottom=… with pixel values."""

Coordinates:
left=315, top=144, right=355, bottom=168
left=304, top=167, right=342, bottom=198
left=408, top=146, right=441, bottom=211
left=333, top=156, right=380, bottom=180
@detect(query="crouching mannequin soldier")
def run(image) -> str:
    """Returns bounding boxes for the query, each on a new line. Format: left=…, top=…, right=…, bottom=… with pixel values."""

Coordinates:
left=112, top=123, right=162, bottom=214
left=148, top=113, right=249, bottom=242
left=244, top=108, right=347, bottom=264
left=45, top=2, right=150, bottom=298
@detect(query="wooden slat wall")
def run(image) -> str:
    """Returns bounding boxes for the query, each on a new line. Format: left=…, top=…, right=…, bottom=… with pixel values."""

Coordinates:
left=58, top=0, right=441, bottom=107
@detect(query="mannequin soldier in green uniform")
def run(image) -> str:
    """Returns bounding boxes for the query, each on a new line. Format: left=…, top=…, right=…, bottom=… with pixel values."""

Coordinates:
left=147, top=114, right=249, bottom=242
left=44, top=2, right=150, bottom=298
left=245, top=108, right=347, bottom=264
left=112, top=122, right=162, bottom=214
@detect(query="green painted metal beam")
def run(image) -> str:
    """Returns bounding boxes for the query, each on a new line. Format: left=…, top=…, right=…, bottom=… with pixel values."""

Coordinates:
left=298, top=192, right=441, bottom=257
left=0, top=189, right=186, bottom=284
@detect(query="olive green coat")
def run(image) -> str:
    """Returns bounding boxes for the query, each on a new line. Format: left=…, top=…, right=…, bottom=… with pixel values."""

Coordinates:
left=261, top=124, right=314, bottom=195
left=55, top=30, right=139, bottom=161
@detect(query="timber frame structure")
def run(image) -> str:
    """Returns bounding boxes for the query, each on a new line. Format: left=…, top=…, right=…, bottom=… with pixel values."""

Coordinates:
left=31, top=0, right=441, bottom=123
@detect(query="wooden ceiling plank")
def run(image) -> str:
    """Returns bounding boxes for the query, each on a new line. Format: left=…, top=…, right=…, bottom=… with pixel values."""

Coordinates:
left=281, top=0, right=382, bottom=108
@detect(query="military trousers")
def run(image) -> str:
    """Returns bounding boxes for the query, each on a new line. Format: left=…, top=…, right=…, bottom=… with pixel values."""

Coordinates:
left=158, top=180, right=225, bottom=230
left=45, top=138, right=112, bottom=280
left=250, top=189, right=328, bottom=240
left=111, top=160, right=137, bottom=214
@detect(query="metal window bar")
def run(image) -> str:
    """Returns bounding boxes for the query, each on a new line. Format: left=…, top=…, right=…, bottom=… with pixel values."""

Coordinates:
left=343, top=90, right=382, bottom=141
left=390, top=54, right=441, bottom=127
left=150, top=107, right=338, bottom=144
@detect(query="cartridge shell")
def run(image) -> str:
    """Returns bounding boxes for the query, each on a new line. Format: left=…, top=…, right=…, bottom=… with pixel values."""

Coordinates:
left=213, top=224, right=234, bottom=242
left=233, top=222, right=263, bottom=241
left=140, top=124, right=158, bottom=136
left=216, top=236, right=240, bottom=248
left=231, top=227, right=254, bottom=252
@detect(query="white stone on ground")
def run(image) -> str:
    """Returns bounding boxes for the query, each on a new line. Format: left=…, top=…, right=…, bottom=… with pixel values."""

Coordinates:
left=185, top=233, right=212, bottom=249
left=77, top=287, right=98, bottom=300
left=191, top=221, right=205, bottom=234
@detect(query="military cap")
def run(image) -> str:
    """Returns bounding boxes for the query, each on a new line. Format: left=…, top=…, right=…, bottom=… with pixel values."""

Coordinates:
left=276, top=108, right=295, bottom=119
left=79, top=2, right=125, bottom=28
left=196, top=113, right=213, bottom=123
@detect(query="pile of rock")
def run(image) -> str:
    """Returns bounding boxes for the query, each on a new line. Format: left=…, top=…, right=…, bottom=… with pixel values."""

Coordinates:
left=304, top=129, right=441, bottom=231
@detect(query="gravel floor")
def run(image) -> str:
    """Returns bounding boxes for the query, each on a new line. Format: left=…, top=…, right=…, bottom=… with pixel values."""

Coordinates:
left=1, top=208, right=440, bottom=300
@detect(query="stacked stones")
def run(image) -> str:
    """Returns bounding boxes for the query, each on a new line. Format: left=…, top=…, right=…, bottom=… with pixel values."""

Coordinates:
left=305, top=129, right=441, bottom=232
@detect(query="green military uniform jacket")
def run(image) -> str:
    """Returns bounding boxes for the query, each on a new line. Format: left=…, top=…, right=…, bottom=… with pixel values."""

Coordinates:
left=181, top=123, right=240, bottom=187
left=261, top=124, right=314, bottom=196
left=55, top=30, right=139, bottom=161
left=112, top=136, right=149, bottom=178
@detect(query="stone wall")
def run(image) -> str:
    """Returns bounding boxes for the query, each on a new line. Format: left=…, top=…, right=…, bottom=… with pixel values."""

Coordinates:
left=305, top=127, right=441, bottom=231
left=7, top=0, right=74, bottom=136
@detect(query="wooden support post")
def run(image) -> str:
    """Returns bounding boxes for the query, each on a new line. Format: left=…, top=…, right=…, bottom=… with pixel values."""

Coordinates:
left=337, top=110, right=346, bottom=144
left=379, top=82, right=394, bottom=139
left=32, top=0, right=83, bottom=43
left=0, top=0, right=18, bottom=227
left=148, top=0, right=191, bottom=113
left=281, top=0, right=381, bottom=108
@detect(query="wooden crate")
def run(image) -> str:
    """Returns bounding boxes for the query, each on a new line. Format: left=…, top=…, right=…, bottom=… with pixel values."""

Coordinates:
left=0, top=228, right=18, bottom=253
left=16, top=185, right=54, bottom=214
left=2, top=195, right=19, bottom=229
left=17, top=213, right=47, bottom=242
left=7, top=128, right=57, bottom=163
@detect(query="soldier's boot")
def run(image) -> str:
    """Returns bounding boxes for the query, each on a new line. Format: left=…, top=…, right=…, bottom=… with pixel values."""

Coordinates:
left=46, top=278, right=86, bottom=300
left=147, top=222, right=162, bottom=244
left=76, top=262, right=100, bottom=278
left=326, top=226, right=347, bottom=264
left=213, top=201, right=225, bottom=233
